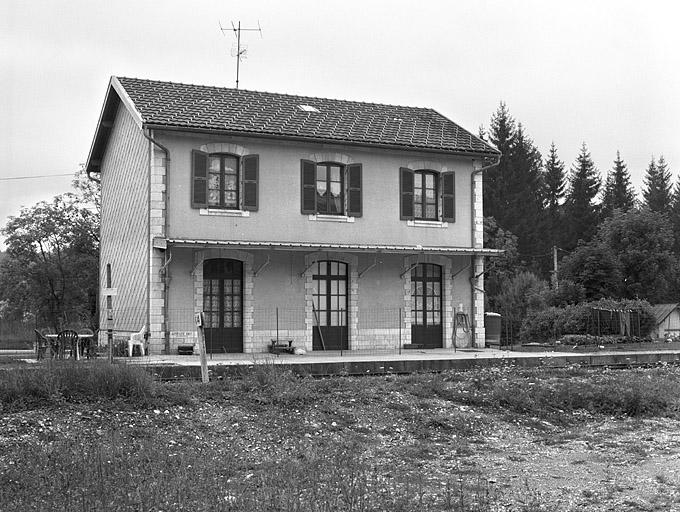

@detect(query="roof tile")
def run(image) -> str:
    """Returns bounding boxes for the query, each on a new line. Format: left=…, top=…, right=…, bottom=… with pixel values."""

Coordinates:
left=116, top=77, right=498, bottom=155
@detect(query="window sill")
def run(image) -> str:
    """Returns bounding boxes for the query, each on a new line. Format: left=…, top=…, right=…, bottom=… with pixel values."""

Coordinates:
left=407, top=219, right=449, bottom=228
left=308, top=214, right=355, bottom=223
left=199, top=208, right=250, bottom=217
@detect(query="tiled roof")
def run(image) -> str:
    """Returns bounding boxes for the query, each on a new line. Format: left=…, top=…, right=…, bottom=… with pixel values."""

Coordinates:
left=115, top=77, right=498, bottom=155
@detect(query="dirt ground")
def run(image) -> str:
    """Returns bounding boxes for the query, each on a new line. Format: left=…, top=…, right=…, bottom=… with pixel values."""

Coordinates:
left=1, top=372, right=680, bottom=511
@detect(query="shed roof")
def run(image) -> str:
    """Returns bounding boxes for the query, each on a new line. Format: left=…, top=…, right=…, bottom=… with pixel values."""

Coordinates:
left=652, top=303, right=679, bottom=324
left=86, top=77, right=499, bottom=174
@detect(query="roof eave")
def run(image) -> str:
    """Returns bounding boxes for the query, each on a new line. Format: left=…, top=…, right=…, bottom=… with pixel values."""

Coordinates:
left=143, top=123, right=501, bottom=159
left=85, top=77, right=146, bottom=176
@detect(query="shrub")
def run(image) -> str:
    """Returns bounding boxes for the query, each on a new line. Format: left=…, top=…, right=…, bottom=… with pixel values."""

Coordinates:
left=520, top=298, right=654, bottom=343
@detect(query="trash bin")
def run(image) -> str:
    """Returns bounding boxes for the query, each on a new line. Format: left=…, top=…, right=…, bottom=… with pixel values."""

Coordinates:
left=485, top=312, right=501, bottom=347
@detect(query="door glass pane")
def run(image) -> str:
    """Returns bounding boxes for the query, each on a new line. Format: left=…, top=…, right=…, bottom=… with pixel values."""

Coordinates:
left=425, top=173, right=434, bottom=188
left=415, top=311, right=423, bottom=324
left=330, top=296, right=338, bottom=310
left=330, top=262, right=338, bottom=275
left=319, top=261, right=327, bottom=275
left=317, top=165, right=327, bottom=181
left=338, top=296, right=346, bottom=310
left=433, top=312, right=441, bottom=325
left=209, top=157, right=221, bottom=172
left=223, top=313, right=232, bottom=328
left=330, top=311, right=339, bottom=326
left=232, top=281, right=240, bottom=294
left=425, top=204, right=437, bottom=219
left=317, top=311, right=326, bottom=325
left=224, top=296, right=232, bottom=311
left=331, top=280, right=338, bottom=294
left=330, top=166, right=340, bottom=181
left=232, top=297, right=241, bottom=311
left=233, top=314, right=241, bottom=328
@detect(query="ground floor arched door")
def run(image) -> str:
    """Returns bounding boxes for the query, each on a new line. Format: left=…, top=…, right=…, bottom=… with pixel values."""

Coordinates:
left=203, top=258, right=243, bottom=353
left=411, top=263, right=443, bottom=348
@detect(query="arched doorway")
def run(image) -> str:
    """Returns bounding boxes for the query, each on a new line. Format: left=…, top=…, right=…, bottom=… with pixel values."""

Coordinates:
left=203, top=258, right=243, bottom=353
left=411, top=263, right=443, bottom=348
left=312, top=261, right=348, bottom=350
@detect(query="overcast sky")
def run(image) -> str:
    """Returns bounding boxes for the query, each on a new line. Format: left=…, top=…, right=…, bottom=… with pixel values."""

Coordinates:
left=1, top=0, right=679, bottom=249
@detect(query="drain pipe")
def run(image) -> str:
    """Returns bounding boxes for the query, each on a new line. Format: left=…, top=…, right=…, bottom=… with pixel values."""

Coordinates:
left=143, top=129, right=171, bottom=354
left=469, top=155, right=500, bottom=346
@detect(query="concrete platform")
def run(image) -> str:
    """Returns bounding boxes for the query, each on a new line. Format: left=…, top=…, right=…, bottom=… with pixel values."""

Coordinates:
left=119, top=347, right=680, bottom=379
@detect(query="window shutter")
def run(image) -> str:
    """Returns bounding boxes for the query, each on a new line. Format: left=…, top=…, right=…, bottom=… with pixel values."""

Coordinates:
left=399, top=167, right=414, bottom=220
left=347, top=163, right=362, bottom=217
left=191, top=149, right=209, bottom=208
left=301, top=160, right=317, bottom=214
left=441, top=171, right=455, bottom=222
left=242, top=154, right=259, bottom=211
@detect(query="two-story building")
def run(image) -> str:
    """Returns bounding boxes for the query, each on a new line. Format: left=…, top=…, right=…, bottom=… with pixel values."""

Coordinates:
left=85, top=77, right=500, bottom=355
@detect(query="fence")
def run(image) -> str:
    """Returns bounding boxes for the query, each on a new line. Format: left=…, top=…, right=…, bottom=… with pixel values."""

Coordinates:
left=100, top=306, right=477, bottom=358
left=498, top=306, right=655, bottom=346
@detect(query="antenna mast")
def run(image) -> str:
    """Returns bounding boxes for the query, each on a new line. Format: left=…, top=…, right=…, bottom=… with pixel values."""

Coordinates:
left=219, top=20, right=262, bottom=89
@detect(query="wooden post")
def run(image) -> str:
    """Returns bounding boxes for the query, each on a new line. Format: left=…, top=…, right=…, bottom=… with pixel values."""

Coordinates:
left=195, top=312, right=209, bottom=383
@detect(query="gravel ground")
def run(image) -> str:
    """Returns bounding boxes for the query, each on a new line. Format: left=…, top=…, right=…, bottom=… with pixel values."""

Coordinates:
left=1, top=371, right=680, bottom=511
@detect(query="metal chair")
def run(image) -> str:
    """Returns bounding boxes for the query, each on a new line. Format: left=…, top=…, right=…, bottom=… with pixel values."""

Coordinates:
left=33, top=330, right=49, bottom=360
left=57, top=330, right=80, bottom=359
left=78, top=328, right=96, bottom=359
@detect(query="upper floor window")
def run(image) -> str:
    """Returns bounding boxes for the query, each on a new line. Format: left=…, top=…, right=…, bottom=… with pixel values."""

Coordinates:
left=191, top=150, right=259, bottom=211
left=399, top=167, right=455, bottom=222
left=301, top=160, right=362, bottom=217
left=414, top=171, right=438, bottom=220
left=209, top=154, right=239, bottom=208
left=316, top=163, right=344, bottom=215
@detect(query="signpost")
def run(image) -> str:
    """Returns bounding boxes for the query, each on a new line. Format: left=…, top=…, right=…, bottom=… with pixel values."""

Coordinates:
left=195, top=312, right=209, bottom=383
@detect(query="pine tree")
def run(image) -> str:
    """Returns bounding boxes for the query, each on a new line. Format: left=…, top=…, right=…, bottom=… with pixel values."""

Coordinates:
left=669, top=166, right=680, bottom=254
left=563, top=143, right=601, bottom=249
left=507, top=124, right=544, bottom=261
left=643, top=155, right=672, bottom=213
left=601, top=151, right=636, bottom=217
left=483, top=102, right=516, bottom=223
left=543, top=142, right=566, bottom=244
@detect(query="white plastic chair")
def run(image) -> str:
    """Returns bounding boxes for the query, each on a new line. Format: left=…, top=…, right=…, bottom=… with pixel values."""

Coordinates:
left=127, top=327, right=146, bottom=357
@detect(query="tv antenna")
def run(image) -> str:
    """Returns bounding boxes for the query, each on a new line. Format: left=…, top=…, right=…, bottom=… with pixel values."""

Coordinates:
left=219, top=20, right=262, bottom=89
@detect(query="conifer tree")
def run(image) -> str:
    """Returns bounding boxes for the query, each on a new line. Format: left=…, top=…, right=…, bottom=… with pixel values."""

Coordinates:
left=669, top=166, right=680, bottom=254
left=483, top=102, right=516, bottom=223
left=601, top=151, right=636, bottom=217
left=507, top=124, right=544, bottom=260
left=642, top=155, right=672, bottom=213
left=543, top=142, right=565, bottom=243
left=563, top=143, right=601, bottom=249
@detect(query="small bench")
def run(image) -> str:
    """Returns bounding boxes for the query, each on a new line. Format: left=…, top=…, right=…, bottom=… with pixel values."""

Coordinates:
left=269, top=338, right=295, bottom=355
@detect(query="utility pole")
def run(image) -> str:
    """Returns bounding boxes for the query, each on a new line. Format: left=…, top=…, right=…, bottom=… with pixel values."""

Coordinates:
left=220, top=20, right=262, bottom=89
left=551, top=245, right=559, bottom=289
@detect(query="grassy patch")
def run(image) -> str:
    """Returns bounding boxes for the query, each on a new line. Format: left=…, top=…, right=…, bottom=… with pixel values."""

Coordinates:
left=0, top=361, right=158, bottom=408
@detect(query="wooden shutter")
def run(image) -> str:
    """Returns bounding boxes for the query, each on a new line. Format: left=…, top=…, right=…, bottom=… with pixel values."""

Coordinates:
left=242, top=154, right=259, bottom=211
left=301, top=160, right=317, bottom=214
left=347, top=163, right=362, bottom=217
left=191, top=149, right=208, bottom=208
left=441, top=171, right=455, bottom=222
left=399, top=167, right=414, bottom=220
